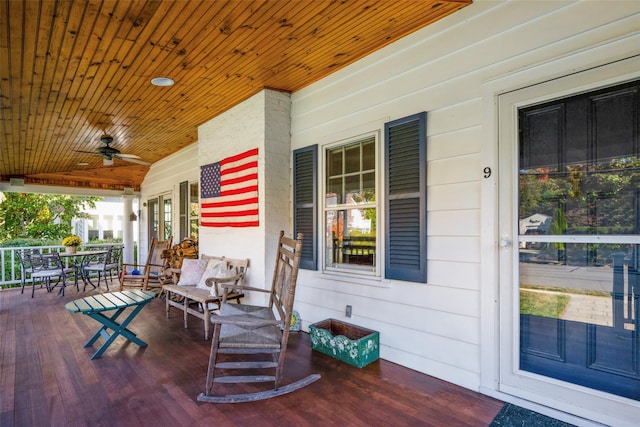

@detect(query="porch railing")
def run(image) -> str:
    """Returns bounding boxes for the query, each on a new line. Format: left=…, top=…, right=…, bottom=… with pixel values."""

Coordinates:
left=0, top=244, right=122, bottom=289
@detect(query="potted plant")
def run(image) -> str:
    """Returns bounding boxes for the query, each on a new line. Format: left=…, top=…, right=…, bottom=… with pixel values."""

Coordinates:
left=62, top=235, right=82, bottom=254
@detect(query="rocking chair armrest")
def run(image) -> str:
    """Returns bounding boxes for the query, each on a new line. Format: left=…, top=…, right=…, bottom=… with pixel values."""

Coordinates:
left=146, top=262, right=165, bottom=269
left=121, top=263, right=141, bottom=270
left=220, top=283, right=269, bottom=294
left=205, top=273, right=246, bottom=297
left=122, top=263, right=147, bottom=277
left=204, top=273, right=244, bottom=288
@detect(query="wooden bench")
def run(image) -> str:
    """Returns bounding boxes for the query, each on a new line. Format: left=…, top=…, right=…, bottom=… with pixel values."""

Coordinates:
left=162, top=257, right=249, bottom=340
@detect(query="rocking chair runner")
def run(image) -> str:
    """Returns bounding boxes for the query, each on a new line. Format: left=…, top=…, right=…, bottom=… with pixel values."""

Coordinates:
left=197, top=231, right=320, bottom=403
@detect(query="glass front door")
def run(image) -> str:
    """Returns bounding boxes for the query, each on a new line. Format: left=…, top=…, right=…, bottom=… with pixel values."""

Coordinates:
left=516, top=80, right=640, bottom=400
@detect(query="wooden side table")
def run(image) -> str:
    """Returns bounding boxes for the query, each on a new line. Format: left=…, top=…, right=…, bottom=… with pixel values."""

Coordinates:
left=65, top=290, right=155, bottom=359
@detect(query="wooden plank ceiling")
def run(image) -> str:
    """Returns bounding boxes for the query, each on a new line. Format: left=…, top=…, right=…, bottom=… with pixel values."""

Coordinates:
left=0, top=0, right=470, bottom=192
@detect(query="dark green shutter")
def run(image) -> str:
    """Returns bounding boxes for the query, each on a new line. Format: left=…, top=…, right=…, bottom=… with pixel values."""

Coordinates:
left=293, top=145, right=317, bottom=270
left=385, top=113, right=427, bottom=282
left=179, top=181, right=188, bottom=241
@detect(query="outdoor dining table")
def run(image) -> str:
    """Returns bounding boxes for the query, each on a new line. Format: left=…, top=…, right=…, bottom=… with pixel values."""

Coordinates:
left=59, top=249, right=108, bottom=290
left=65, top=290, right=155, bottom=359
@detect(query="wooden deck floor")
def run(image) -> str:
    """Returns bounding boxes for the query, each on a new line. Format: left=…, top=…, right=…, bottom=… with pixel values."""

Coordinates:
left=0, top=283, right=504, bottom=426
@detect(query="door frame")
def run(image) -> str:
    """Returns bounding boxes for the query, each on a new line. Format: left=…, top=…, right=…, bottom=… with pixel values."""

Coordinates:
left=482, top=54, right=640, bottom=426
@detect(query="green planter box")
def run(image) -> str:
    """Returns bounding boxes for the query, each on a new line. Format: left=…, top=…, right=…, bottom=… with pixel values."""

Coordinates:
left=309, top=318, right=379, bottom=368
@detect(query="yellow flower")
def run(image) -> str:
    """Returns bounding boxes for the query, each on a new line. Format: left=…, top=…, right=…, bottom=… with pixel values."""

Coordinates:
left=62, top=235, right=82, bottom=247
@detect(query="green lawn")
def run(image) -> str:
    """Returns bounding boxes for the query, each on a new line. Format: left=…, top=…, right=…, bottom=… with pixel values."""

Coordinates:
left=520, top=290, right=571, bottom=318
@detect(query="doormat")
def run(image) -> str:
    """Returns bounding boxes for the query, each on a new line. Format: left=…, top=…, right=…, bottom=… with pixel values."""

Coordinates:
left=490, top=403, right=576, bottom=427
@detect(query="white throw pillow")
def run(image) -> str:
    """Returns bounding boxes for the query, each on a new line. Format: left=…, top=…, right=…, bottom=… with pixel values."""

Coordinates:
left=197, top=258, right=230, bottom=295
left=177, top=258, right=208, bottom=286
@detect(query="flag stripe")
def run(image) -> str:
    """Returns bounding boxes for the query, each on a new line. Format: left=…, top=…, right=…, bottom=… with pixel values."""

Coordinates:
left=201, top=220, right=259, bottom=227
left=222, top=162, right=258, bottom=177
left=202, top=196, right=258, bottom=209
left=200, top=148, right=259, bottom=228
left=223, top=185, right=258, bottom=197
left=221, top=148, right=259, bottom=165
left=202, top=209, right=258, bottom=218
left=221, top=175, right=258, bottom=188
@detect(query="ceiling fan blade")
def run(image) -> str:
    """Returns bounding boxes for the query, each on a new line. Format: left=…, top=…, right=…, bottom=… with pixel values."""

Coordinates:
left=114, top=155, right=151, bottom=166
left=116, top=153, right=142, bottom=159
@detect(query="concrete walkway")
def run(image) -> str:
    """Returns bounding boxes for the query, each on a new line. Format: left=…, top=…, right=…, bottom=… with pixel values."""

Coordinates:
left=561, top=293, right=612, bottom=326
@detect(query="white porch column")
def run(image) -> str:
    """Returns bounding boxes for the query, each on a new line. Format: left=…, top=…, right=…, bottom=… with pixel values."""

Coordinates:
left=122, top=195, right=135, bottom=264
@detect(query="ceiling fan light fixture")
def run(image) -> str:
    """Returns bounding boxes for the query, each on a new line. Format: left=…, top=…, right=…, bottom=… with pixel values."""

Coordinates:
left=151, top=77, right=174, bottom=87
left=100, top=135, right=113, bottom=144
left=103, top=158, right=114, bottom=166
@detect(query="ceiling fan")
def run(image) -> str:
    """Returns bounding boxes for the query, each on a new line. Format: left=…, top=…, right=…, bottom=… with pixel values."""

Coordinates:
left=77, top=135, right=151, bottom=166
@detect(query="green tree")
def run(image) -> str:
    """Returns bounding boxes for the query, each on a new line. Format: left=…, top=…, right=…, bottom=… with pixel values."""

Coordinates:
left=0, top=192, right=100, bottom=242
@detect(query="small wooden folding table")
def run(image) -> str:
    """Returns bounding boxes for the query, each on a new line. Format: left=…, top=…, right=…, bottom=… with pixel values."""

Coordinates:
left=65, top=290, right=155, bottom=359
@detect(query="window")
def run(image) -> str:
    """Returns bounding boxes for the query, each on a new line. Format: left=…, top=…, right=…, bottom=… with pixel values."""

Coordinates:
left=148, top=198, right=159, bottom=240
left=293, top=112, right=427, bottom=282
left=189, top=182, right=199, bottom=239
left=179, top=181, right=200, bottom=241
left=88, top=215, right=99, bottom=240
left=163, top=198, right=172, bottom=240
left=324, top=137, right=377, bottom=273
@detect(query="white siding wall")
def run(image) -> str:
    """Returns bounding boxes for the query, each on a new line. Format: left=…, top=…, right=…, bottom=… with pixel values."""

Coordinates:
left=290, top=0, right=640, bottom=395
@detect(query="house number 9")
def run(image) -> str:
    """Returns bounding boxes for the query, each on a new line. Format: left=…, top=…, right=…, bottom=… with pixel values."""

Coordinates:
left=483, top=167, right=492, bottom=178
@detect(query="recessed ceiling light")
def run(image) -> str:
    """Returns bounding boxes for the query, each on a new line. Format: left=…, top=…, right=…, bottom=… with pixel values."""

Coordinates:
left=151, top=77, right=174, bottom=87
left=77, top=162, right=89, bottom=166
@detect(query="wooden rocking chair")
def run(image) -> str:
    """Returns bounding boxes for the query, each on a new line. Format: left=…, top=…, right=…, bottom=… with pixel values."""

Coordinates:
left=197, top=231, right=320, bottom=403
left=120, top=236, right=173, bottom=292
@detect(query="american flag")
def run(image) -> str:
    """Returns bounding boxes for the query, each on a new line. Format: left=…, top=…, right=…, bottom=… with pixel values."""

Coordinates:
left=200, top=148, right=259, bottom=227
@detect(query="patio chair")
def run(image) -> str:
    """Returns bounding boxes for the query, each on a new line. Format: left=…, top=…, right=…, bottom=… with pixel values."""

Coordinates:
left=28, top=252, right=77, bottom=297
left=83, top=245, right=123, bottom=291
left=198, top=231, right=320, bottom=403
left=17, top=248, right=39, bottom=294
left=105, top=245, right=123, bottom=285
left=120, top=237, right=173, bottom=292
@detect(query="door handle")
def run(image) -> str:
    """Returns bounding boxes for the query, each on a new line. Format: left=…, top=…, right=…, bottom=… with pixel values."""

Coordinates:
left=499, top=236, right=511, bottom=248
